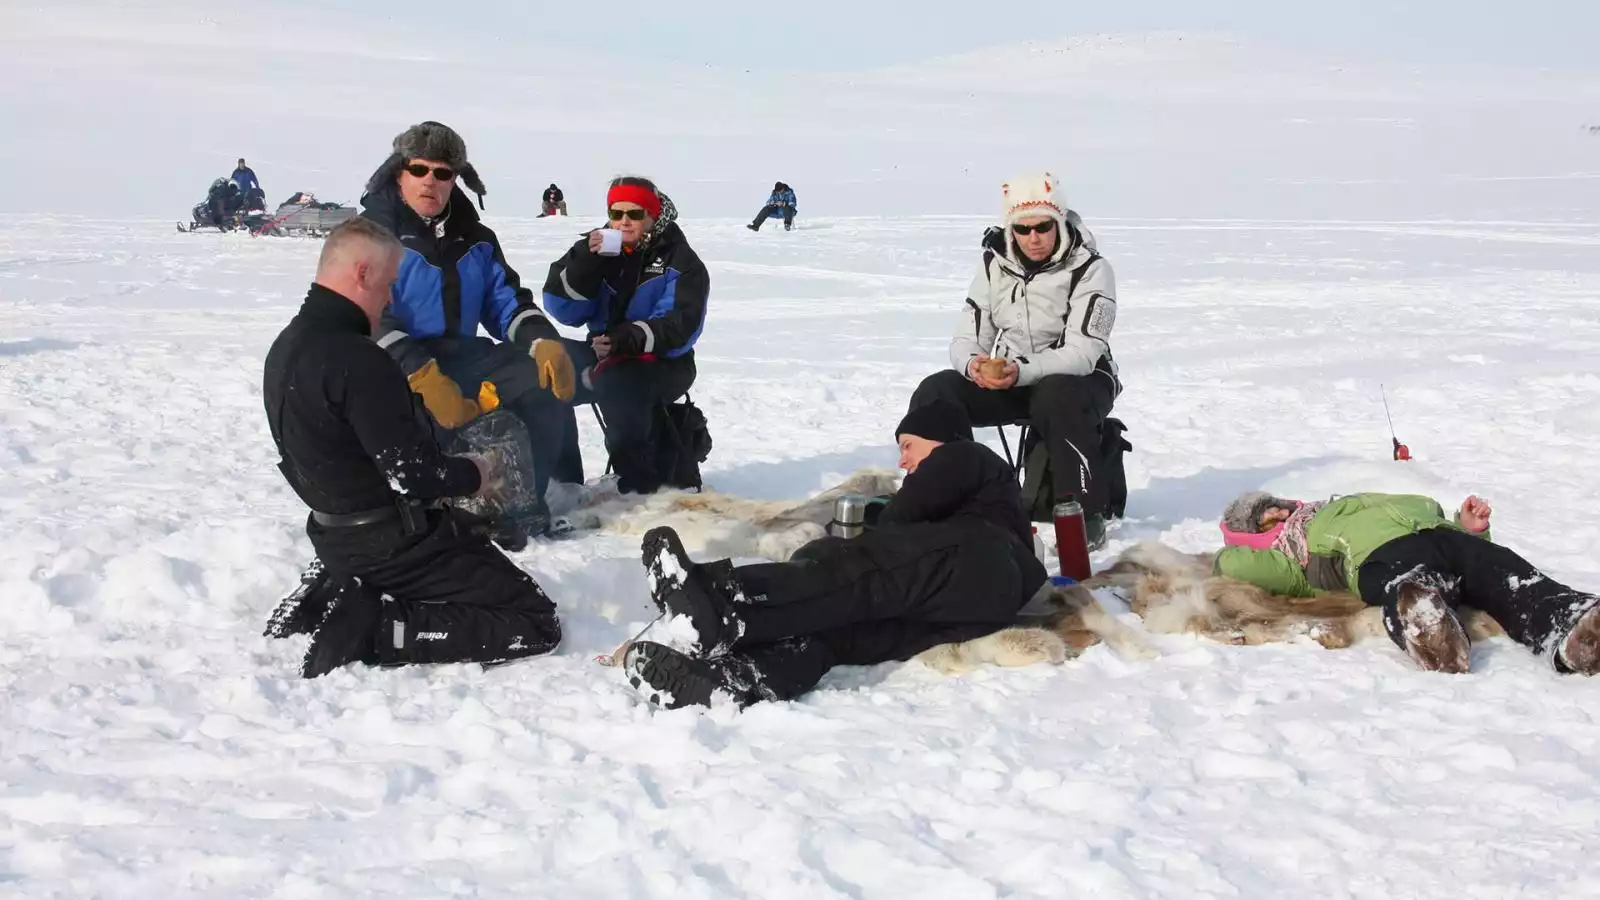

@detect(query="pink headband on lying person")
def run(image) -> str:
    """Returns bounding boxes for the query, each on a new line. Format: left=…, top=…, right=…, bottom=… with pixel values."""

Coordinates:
left=1219, top=501, right=1303, bottom=549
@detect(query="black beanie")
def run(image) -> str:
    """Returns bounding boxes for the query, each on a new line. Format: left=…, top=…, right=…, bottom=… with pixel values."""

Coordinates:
left=895, top=399, right=973, bottom=444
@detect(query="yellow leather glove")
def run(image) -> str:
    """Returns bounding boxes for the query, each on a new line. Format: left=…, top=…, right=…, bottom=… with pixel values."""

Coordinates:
left=477, top=381, right=501, bottom=414
left=530, top=338, right=576, bottom=401
left=406, top=359, right=481, bottom=428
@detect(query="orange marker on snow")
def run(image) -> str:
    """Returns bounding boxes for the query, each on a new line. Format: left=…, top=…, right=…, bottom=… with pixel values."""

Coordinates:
left=1382, top=385, right=1412, bottom=462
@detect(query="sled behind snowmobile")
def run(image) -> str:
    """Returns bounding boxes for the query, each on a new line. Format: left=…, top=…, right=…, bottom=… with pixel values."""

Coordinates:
left=251, top=195, right=357, bottom=237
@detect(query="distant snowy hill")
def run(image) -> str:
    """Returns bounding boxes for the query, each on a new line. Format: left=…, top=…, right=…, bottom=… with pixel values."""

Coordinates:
left=4, top=3, right=1597, bottom=219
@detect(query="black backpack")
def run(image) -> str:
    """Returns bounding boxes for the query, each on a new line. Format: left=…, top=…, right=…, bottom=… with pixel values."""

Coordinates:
left=1020, top=417, right=1131, bottom=522
left=654, top=396, right=713, bottom=490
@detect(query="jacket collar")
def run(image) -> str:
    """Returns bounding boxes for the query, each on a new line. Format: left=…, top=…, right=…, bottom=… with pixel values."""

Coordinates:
left=303, top=283, right=373, bottom=336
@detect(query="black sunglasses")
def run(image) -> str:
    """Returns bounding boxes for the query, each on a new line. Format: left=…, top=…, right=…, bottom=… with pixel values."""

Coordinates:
left=1011, top=220, right=1056, bottom=236
left=608, top=208, right=649, bottom=221
left=403, top=163, right=456, bottom=182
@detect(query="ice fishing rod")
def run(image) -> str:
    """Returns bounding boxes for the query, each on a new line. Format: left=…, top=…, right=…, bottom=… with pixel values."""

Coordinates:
left=1380, top=384, right=1411, bottom=461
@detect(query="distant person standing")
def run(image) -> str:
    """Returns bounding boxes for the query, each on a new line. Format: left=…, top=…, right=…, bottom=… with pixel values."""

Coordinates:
left=231, top=158, right=264, bottom=206
left=540, top=184, right=568, bottom=217
left=747, top=181, right=797, bottom=232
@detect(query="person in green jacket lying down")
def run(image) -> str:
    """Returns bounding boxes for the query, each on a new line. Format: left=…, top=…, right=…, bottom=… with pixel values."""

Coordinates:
left=1215, top=491, right=1600, bottom=675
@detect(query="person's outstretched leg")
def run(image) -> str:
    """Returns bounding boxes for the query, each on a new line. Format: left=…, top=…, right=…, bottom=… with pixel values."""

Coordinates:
left=623, top=635, right=837, bottom=709
left=622, top=618, right=1006, bottom=711
left=1358, top=528, right=1600, bottom=672
left=639, top=524, right=1025, bottom=654
left=1415, top=528, right=1600, bottom=670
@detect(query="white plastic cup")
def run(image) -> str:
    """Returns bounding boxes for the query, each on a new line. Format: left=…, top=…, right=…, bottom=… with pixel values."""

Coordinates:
left=597, top=228, right=624, bottom=256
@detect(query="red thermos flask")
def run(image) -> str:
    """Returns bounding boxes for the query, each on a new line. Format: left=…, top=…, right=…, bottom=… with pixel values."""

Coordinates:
left=1053, top=499, right=1092, bottom=582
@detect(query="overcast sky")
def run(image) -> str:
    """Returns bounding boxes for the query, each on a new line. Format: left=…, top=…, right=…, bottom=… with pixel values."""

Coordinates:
left=309, top=0, right=1595, bottom=72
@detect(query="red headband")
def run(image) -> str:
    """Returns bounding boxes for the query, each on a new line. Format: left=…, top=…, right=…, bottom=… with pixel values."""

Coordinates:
left=607, top=184, right=661, bottom=219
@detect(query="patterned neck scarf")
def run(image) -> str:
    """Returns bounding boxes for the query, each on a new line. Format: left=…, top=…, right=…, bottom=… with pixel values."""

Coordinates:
left=1271, top=501, right=1326, bottom=567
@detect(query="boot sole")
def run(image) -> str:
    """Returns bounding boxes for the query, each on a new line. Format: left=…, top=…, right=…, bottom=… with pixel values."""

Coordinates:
left=1559, top=602, right=1600, bottom=674
left=641, top=526, right=694, bottom=614
left=624, top=641, right=717, bottom=709
left=1396, top=587, right=1471, bottom=674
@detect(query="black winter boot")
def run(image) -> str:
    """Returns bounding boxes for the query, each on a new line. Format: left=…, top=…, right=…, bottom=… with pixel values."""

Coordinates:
left=640, top=527, right=743, bottom=604
left=640, top=527, right=746, bottom=655
left=264, top=559, right=335, bottom=639
left=624, top=641, right=767, bottom=709
left=300, top=589, right=383, bottom=678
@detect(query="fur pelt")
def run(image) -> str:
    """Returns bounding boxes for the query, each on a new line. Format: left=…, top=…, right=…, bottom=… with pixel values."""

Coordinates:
left=573, top=468, right=904, bottom=562
left=1077, top=540, right=1506, bottom=649
left=585, top=478, right=1505, bottom=677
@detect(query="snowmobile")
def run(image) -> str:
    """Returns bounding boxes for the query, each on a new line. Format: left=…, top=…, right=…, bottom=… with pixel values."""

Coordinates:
left=179, top=178, right=267, bottom=233
left=250, top=192, right=358, bottom=237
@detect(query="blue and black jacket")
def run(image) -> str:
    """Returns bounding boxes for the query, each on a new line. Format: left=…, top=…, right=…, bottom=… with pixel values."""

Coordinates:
left=541, top=219, right=708, bottom=359
left=360, top=182, right=557, bottom=374
left=765, top=187, right=797, bottom=212
left=231, top=166, right=261, bottom=193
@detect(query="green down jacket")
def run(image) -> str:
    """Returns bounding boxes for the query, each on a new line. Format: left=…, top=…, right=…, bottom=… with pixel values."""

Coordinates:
left=1213, top=493, right=1490, bottom=599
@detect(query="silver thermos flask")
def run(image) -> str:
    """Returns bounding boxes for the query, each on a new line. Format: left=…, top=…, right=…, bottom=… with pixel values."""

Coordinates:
left=828, top=493, right=868, bottom=539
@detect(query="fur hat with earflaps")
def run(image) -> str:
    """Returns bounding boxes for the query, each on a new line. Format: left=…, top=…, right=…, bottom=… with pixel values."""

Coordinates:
left=364, top=120, right=488, bottom=209
left=1222, top=492, right=1300, bottom=536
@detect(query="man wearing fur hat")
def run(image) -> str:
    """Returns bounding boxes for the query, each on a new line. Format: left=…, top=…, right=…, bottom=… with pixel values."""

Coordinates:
left=616, top=399, right=1049, bottom=709
left=909, top=172, right=1120, bottom=547
left=361, top=121, right=577, bottom=540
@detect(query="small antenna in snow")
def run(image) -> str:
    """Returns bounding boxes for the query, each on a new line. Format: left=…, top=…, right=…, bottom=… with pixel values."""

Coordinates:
left=1381, top=384, right=1412, bottom=461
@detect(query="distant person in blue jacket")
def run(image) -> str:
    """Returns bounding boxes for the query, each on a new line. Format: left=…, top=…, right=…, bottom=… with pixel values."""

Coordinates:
left=231, top=158, right=265, bottom=208
left=542, top=176, right=709, bottom=494
left=231, top=158, right=261, bottom=193
left=747, top=181, right=797, bottom=232
left=359, top=121, right=577, bottom=539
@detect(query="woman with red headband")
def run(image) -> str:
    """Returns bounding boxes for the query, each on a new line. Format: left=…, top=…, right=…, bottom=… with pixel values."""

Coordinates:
left=542, top=176, right=711, bottom=495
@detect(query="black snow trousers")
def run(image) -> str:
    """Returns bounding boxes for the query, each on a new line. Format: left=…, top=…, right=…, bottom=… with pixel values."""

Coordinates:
left=1356, top=527, right=1600, bottom=662
left=910, top=368, right=1116, bottom=510
left=310, top=508, right=562, bottom=665
left=565, top=339, right=697, bottom=494
left=718, top=521, right=1035, bottom=700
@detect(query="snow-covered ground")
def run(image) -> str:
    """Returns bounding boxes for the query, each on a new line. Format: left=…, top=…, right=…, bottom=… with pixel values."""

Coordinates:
left=7, top=0, right=1600, bottom=895
left=5, top=209, right=1600, bottom=898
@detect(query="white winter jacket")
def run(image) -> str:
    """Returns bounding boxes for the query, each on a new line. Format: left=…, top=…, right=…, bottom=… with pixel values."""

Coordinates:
left=949, top=212, right=1119, bottom=391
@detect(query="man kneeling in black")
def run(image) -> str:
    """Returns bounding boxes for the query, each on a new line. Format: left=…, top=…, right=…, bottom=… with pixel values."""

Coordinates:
left=263, top=218, right=561, bottom=677
left=621, top=399, right=1047, bottom=708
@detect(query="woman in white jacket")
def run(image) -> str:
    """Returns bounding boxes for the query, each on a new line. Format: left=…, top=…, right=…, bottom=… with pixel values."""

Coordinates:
left=908, top=172, right=1121, bottom=545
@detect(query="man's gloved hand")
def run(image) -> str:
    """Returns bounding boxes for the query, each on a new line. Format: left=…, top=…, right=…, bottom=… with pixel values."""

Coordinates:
left=477, top=381, right=501, bottom=414
left=530, top=338, right=575, bottom=401
left=466, top=448, right=511, bottom=504
left=407, top=359, right=481, bottom=428
left=604, top=324, right=647, bottom=358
